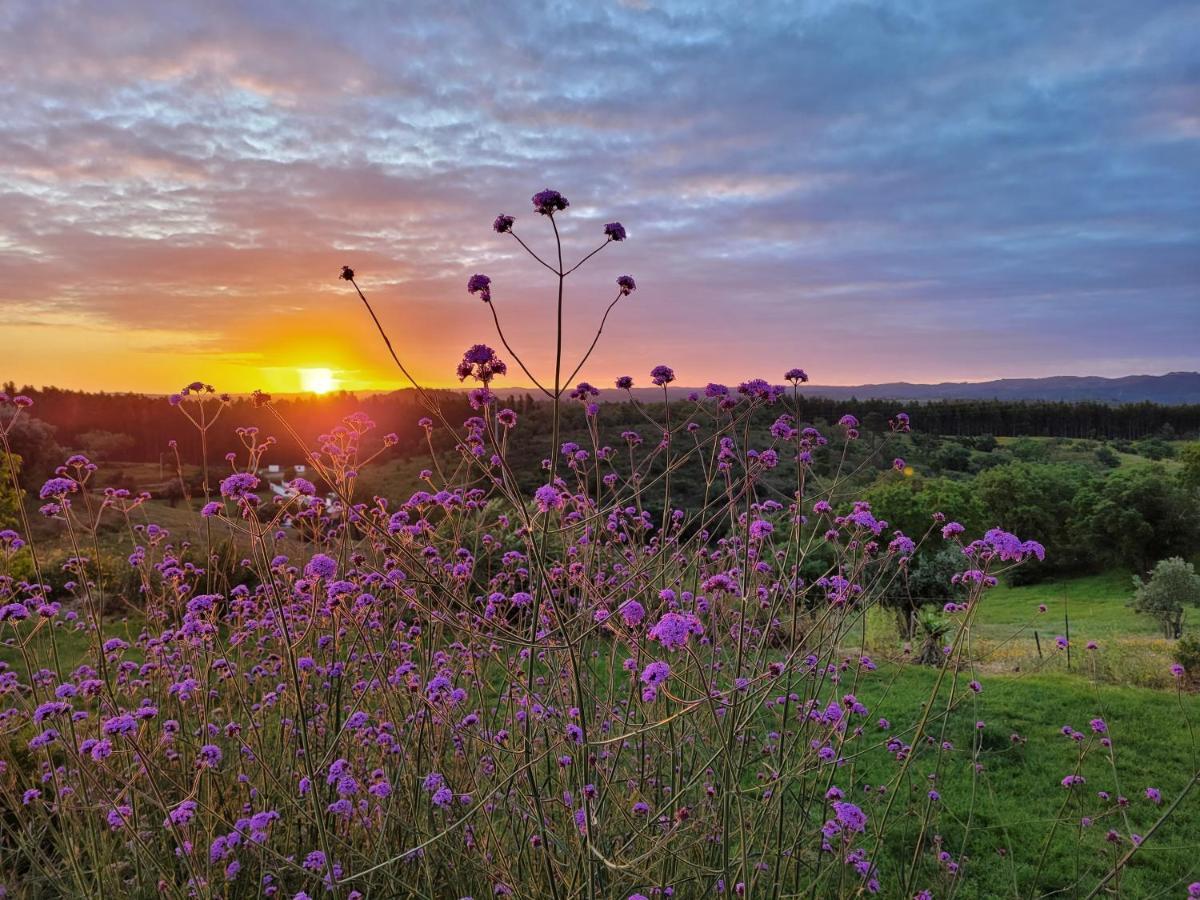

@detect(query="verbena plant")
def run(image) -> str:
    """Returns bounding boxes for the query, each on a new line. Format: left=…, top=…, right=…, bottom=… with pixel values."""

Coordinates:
left=0, top=189, right=1195, bottom=898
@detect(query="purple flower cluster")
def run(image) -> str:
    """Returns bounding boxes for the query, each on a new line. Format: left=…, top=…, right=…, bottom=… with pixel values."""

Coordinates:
left=456, top=344, right=507, bottom=384
left=531, top=189, right=569, bottom=215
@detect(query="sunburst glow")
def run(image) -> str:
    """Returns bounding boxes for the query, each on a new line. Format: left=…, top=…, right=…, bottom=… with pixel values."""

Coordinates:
left=299, top=367, right=337, bottom=394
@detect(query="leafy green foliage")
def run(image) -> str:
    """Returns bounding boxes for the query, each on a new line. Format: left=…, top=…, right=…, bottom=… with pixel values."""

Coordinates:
left=1075, top=466, right=1200, bottom=574
left=1132, top=557, right=1200, bottom=638
left=1180, top=441, right=1200, bottom=489
left=974, top=462, right=1097, bottom=580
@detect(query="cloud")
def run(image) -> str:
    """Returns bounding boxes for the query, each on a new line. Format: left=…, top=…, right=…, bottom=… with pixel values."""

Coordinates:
left=0, top=0, right=1197, bottom=392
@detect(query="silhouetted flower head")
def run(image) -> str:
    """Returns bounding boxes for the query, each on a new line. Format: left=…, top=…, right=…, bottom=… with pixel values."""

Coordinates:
left=532, top=189, right=569, bottom=215
left=570, top=382, right=599, bottom=401
left=615, top=376, right=634, bottom=390
left=467, top=274, right=492, bottom=303
left=340, top=265, right=355, bottom=281
left=604, top=222, right=626, bottom=241
left=493, top=214, right=515, bottom=233
left=651, top=365, right=675, bottom=386
left=785, top=368, right=809, bottom=383
left=617, top=275, right=636, bottom=295
left=457, top=344, right=507, bottom=384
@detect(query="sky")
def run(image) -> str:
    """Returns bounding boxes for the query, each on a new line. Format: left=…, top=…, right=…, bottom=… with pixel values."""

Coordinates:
left=1, top=0, right=1198, bottom=395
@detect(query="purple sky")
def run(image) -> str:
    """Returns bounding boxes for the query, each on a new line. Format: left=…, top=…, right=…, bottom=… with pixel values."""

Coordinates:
left=1, top=0, right=1198, bottom=394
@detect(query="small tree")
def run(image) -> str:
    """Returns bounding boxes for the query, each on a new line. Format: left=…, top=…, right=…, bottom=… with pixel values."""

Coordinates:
left=1132, top=557, right=1200, bottom=639
left=916, top=610, right=953, bottom=666
left=879, top=547, right=965, bottom=639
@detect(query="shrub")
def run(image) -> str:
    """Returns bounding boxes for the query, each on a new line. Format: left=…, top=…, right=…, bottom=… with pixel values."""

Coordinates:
left=1131, top=557, right=1200, bottom=639
left=1173, top=633, right=1200, bottom=683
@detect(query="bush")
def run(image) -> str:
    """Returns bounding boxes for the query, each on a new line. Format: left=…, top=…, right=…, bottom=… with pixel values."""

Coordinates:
left=1174, top=633, right=1200, bottom=682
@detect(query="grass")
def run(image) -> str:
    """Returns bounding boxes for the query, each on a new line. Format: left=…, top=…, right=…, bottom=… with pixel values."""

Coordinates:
left=974, top=570, right=1150, bottom=639
left=851, top=665, right=1200, bottom=898
left=0, top=614, right=145, bottom=673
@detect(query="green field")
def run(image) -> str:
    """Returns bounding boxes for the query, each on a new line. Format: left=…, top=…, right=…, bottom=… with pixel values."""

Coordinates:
left=853, top=666, right=1200, bottom=897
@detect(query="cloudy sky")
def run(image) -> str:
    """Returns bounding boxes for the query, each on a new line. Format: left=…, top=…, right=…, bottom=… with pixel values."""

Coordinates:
left=1, top=0, right=1197, bottom=394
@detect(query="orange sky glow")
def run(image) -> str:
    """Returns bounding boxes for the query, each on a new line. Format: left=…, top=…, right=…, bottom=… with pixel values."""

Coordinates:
left=2, top=3, right=1197, bottom=396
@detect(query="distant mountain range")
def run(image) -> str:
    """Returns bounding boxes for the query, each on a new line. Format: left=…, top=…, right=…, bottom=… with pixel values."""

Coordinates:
left=573, top=371, right=1200, bottom=405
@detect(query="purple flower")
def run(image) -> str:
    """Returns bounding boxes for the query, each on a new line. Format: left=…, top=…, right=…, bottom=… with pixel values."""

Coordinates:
left=493, top=214, right=514, bottom=233
left=785, top=368, right=809, bottom=383
left=749, top=519, right=774, bottom=540
left=650, top=365, right=675, bottom=387
left=287, top=477, right=316, bottom=496
left=531, top=189, right=569, bottom=215
left=832, top=801, right=867, bottom=833
left=604, top=222, right=627, bottom=241
left=467, top=274, right=492, bottom=302
left=33, top=701, right=71, bottom=723
left=534, top=484, right=564, bottom=513
left=457, top=344, right=507, bottom=384
left=39, top=477, right=78, bottom=500
left=619, top=600, right=645, bottom=627
left=616, top=275, right=636, bottom=295
left=570, top=382, right=600, bottom=400
left=648, top=612, right=703, bottom=650
left=28, top=729, right=58, bottom=749
left=738, top=379, right=787, bottom=404
left=1145, top=787, right=1161, bottom=804
left=640, top=661, right=670, bottom=686
left=219, top=473, right=259, bottom=499
left=615, top=375, right=634, bottom=390
left=102, top=714, right=138, bottom=736
left=164, top=800, right=198, bottom=828
left=305, top=554, right=337, bottom=579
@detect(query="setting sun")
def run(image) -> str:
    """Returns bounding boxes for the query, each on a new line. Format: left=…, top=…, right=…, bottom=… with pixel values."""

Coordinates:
left=298, top=367, right=337, bottom=394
